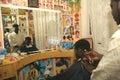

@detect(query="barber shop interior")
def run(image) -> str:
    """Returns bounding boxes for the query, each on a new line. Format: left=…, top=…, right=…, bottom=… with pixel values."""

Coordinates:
left=0, top=0, right=120, bottom=80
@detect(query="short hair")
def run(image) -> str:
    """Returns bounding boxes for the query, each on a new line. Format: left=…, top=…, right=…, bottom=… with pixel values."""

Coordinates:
left=63, top=36, right=66, bottom=40
left=74, top=39, right=90, bottom=51
left=74, top=39, right=90, bottom=59
left=13, top=24, right=19, bottom=28
left=67, top=35, right=73, bottom=40
left=25, top=37, right=31, bottom=41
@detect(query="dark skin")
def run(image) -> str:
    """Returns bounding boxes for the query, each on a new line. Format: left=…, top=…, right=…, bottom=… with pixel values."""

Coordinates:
left=13, top=24, right=19, bottom=34
left=14, top=27, right=19, bottom=34
left=111, top=0, right=120, bottom=25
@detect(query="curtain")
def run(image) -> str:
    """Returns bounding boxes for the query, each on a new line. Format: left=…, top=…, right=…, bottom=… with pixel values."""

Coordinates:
left=33, top=10, right=62, bottom=50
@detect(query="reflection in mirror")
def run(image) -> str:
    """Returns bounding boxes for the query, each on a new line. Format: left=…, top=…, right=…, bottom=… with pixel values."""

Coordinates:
left=2, top=7, right=17, bottom=52
left=1, top=7, right=29, bottom=53
left=18, top=16, right=27, bottom=35
left=1, top=6, right=62, bottom=53
left=33, top=10, right=62, bottom=50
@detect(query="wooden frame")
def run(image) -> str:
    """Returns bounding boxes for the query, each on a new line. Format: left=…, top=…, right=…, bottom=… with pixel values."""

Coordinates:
left=28, top=0, right=38, bottom=7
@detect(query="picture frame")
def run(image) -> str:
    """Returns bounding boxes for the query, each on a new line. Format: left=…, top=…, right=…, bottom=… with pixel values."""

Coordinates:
left=28, top=0, right=38, bottom=7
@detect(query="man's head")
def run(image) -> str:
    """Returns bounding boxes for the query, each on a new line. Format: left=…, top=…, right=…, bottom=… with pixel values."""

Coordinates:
left=13, top=24, right=19, bottom=34
left=25, top=37, right=32, bottom=45
left=74, top=39, right=90, bottom=59
left=111, top=0, right=120, bottom=25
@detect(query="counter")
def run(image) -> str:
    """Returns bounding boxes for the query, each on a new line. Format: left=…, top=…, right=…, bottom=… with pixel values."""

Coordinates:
left=0, top=49, right=75, bottom=80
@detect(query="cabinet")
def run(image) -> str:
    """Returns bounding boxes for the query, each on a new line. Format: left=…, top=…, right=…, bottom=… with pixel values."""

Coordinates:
left=0, top=62, right=16, bottom=79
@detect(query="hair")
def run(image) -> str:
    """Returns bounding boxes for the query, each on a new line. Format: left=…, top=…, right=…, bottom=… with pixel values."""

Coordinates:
left=25, top=37, right=32, bottom=44
left=13, top=24, right=19, bottom=28
left=67, top=35, right=73, bottom=40
left=63, top=36, right=66, bottom=40
left=74, top=39, right=90, bottom=59
left=25, top=37, right=31, bottom=41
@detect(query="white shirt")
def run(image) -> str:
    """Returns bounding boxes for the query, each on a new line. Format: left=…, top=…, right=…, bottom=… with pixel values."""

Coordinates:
left=8, top=31, right=24, bottom=47
left=91, top=29, right=120, bottom=80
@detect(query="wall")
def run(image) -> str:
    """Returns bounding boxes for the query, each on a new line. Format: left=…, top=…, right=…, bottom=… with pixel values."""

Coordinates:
left=0, top=0, right=118, bottom=54
left=81, top=0, right=90, bottom=38
left=0, top=7, right=4, bottom=49
left=81, top=0, right=118, bottom=54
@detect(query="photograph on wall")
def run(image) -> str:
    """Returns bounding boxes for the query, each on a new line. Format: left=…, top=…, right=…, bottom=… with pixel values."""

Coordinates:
left=28, top=0, right=38, bottom=7
left=62, top=12, right=81, bottom=44
left=19, top=16, right=27, bottom=36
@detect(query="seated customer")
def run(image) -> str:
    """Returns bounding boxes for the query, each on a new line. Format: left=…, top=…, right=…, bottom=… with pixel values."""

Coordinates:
left=49, top=39, right=91, bottom=80
left=20, top=37, right=38, bottom=53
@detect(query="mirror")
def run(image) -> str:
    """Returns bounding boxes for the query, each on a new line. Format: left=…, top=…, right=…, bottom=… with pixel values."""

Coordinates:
left=1, top=6, right=62, bottom=53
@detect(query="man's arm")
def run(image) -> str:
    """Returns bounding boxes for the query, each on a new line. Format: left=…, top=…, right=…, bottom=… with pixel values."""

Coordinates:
left=91, top=47, right=120, bottom=80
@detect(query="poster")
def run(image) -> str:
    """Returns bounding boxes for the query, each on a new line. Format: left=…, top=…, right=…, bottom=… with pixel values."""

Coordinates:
left=17, top=57, right=71, bottom=80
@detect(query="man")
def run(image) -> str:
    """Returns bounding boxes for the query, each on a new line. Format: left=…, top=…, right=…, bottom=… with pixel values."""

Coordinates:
left=50, top=39, right=91, bottom=80
left=91, top=0, right=120, bottom=80
left=20, top=36, right=38, bottom=53
left=8, top=24, right=24, bottom=52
